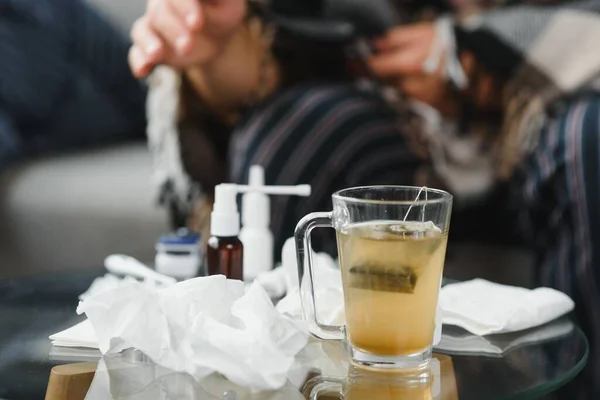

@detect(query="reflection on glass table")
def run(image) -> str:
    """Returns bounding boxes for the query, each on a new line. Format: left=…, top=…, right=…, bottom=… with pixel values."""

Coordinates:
left=303, top=355, right=458, bottom=400
left=46, top=317, right=587, bottom=400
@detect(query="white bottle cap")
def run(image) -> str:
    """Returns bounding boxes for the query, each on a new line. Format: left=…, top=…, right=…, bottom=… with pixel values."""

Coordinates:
left=211, top=184, right=240, bottom=237
left=242, top=166, right=270, bottom=229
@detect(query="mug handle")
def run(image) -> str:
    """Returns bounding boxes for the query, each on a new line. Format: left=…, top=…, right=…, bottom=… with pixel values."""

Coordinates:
left=295, top=212, right=345, bottom=340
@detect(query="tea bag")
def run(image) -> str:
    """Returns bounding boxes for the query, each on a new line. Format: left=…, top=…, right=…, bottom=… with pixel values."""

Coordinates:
left=349, top=263, right=418, bottom=293
left=346, top=187, right=442, bottom=294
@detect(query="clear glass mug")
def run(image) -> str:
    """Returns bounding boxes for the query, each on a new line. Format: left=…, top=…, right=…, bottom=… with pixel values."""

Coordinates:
left=295, top=186, right=453, bottom=369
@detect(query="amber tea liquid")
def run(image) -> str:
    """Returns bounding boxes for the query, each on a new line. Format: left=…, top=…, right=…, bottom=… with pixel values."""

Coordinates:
left=337, top=221, right=447, bottom=357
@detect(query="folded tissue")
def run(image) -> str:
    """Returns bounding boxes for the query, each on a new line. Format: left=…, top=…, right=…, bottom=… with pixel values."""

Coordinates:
left=440, top=279, right=575, bottom=336
left=50, top=319, right=97, bottom=349
left=76, top=275, right=308, bottom=391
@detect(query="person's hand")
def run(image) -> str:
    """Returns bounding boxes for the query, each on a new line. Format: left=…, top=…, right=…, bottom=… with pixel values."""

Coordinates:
left=129, top=0, right=247, bottom=78
left=368, top=23, right=458, bottom=116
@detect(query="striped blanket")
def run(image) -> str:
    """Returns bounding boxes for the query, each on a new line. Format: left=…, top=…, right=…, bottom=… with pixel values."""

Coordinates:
left=431, top=0, right=600, bottom=200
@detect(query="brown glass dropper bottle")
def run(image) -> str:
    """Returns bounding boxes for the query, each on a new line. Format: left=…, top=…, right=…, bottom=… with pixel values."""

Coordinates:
left=206, top=184, right=243, bottom=280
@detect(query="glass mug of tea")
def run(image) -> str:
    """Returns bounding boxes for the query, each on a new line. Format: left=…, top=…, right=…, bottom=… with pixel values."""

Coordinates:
left=295, top=186, right=453, bottom=368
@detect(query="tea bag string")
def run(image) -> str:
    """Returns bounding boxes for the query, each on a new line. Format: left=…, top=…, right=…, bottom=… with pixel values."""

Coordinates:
left=403, top=186, right=427, bottom=223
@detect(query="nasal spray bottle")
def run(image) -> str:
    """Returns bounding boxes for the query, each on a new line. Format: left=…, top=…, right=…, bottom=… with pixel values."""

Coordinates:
left=239, top=166, right=311, bottom=281
left=206, top=184, right=244, bottom=280
left=206, top=167, right=311, bottom=281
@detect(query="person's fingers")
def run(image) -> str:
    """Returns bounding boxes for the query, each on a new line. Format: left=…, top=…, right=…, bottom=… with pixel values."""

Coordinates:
left=131, top=17, right=165, bottom=63
left=373, top=24, right=434, bottom=51
left=368, top=48, right=426, bottom=78
left=395, top=70, right=459, bottom=117
left=171, top=0, right=203, bottom=30
left=148, top=0, right=191, bottom=54
left=397, top=75, right=434, bottom=98
left=129, top=45, right=153, bottom=78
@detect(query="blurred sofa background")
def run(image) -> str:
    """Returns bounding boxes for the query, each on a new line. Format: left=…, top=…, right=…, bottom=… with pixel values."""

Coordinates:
left=0, top=0, right=169, bottom=277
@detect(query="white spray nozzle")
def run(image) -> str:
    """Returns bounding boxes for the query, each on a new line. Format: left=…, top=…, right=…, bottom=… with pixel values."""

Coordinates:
left=211, top=184, right=241, bottom=237
left=237, top=184, right=311, bottom=197
left=248, top=165, right=265, bottom=187
left=213, top=184, right=238, bottom=214
left=212, top=169, right=311, bottom=240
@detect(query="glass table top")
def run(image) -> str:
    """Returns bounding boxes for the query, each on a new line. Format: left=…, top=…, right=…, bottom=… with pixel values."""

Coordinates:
left=0, top=270, right=588, bottom=400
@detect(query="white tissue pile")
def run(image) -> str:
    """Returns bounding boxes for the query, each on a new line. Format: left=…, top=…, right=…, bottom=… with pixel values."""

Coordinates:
left=61, top=236, right=577, bottom=391
left=77, top=275, right=308, bottom=391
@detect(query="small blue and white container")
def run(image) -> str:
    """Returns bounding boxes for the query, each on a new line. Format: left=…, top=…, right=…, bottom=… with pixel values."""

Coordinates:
left=155, top=229, right=202, bottom=280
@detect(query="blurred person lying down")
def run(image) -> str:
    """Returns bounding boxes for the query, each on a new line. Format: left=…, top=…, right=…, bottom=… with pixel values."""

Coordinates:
left=131, top=1, right=600, bottom=396
left=0, top=0, right=145, bottom=172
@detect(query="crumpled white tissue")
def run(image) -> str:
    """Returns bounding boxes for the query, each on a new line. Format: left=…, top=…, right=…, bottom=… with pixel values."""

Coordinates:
left=255, top=265, right=288, bottom=299
left=76, top=275, right=308, bottom=391
left=252, top=237, right=345, bottom=325
left=275, top=238, right=345, bottom=327
left=440, top=279, right=575, bottom=336
left=255, top=237, right=312, bottom=299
